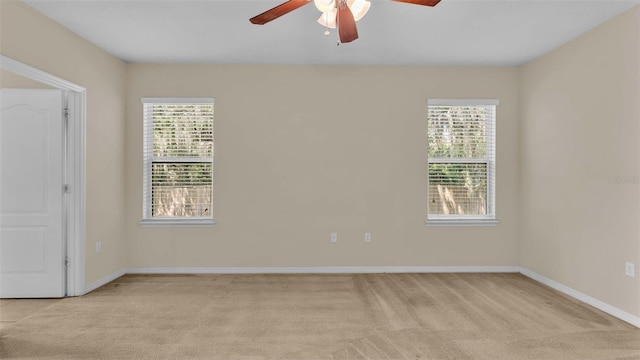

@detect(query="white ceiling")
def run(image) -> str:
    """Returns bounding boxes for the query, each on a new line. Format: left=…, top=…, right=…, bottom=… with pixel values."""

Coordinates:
left=23, top=0, right=640, bottom=66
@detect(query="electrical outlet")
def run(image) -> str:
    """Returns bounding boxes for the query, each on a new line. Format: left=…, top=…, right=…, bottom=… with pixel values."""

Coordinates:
left=96, top=242, right=102, bottom=253
left=625, top=262, right=635, bottom=278
left=330, top=233, right=337, bottom=243
left=364, top=232, right=372, bottom=242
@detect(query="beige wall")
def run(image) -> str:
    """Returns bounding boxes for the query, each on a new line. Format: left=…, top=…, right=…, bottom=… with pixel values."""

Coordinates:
left=520, top=6, right=640, bottom=317
left=126, top=64, right=520, bottom=268
left=1, top=1, right=127, bottom=285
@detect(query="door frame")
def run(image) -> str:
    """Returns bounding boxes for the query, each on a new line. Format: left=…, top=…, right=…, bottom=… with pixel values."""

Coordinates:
left=1, top=55, right=86, bottom=296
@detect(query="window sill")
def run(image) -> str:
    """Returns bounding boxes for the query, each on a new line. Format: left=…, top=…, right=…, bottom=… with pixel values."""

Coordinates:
left=139, top=218, right=216, bottom=227
left=426, top=219, right=499, bottom=227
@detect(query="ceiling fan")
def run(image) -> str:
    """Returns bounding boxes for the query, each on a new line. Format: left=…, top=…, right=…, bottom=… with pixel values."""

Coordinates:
left=250, top=0, right=441, bottom=44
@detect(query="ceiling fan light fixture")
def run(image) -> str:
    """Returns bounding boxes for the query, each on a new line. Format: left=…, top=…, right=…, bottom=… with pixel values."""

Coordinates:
left=347, top=0, right=371, bottom=21
left=317, top=9, right=338, bottom=29
left=314, top=0, right=336, bottom=13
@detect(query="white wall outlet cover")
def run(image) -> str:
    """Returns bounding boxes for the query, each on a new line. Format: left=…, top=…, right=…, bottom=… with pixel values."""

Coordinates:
left=330, top=233, right=337, bottom=243
left=625, top=262, right=635, bottom=278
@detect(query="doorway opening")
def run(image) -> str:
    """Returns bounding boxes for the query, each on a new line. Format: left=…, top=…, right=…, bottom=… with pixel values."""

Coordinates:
left=1, top=55, right=86, bottom=297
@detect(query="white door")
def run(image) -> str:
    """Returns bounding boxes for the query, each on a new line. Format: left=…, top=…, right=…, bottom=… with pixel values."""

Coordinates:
left=0, top=89, right=66, bottom=298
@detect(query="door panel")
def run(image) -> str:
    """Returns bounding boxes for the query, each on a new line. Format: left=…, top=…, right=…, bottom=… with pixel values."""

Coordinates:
left=1, top=228, right=46, bottom=272
left=0, top=89, right=65, bottom=298
left=2, top=107, right=49, bottom=213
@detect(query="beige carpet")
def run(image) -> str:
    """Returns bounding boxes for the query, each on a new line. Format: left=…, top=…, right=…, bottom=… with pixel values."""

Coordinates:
left=1, top=273, right=639, bottom=359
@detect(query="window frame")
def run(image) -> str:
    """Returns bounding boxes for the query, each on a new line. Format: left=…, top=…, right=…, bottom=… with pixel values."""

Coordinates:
left=426, top=99, right=499, bottom=227
left=139, top=97, right=215, bottom=227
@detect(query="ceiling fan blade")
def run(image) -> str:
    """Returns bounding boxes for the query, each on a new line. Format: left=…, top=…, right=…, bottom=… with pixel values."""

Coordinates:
left=337, top=0, right=358, bottom=43
left=250, top=0, right=312, bottom=25
left=390, top=0, right=441, bottom=6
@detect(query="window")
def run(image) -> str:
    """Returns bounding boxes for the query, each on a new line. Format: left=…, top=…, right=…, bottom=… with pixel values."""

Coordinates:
left=141, top=98, right=214, bottom=226
left=427, top=99, right=498, bottom=226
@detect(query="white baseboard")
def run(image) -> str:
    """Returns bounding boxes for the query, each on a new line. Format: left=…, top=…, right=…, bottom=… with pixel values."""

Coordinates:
left=126, top=266, right=521, bottom=275
left=519, top=267, right=640, bottom=328
left=83, top=268, right=126, bottom=295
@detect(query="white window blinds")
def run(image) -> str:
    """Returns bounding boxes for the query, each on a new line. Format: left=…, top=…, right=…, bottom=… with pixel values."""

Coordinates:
left=142, top=98, right=214, bottom=221
left=427, top=99, right=497, bottom=221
